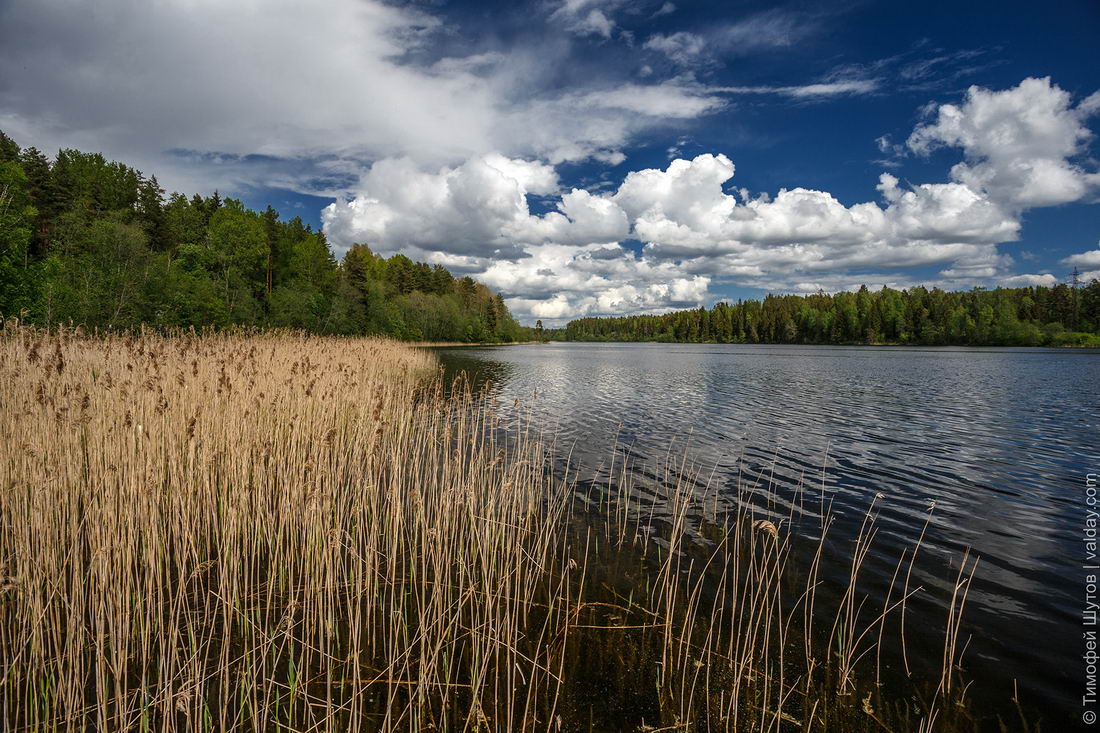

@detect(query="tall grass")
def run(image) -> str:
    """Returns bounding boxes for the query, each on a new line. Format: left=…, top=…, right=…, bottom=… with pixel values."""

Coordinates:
left=0, top=324, right=983, bottom=731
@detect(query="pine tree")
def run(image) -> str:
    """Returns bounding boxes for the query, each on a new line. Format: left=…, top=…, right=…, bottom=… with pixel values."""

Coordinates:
left=1071, top=266, right=1081, bottom=331
left=138, top=175, right=168, bottom=250
left=0, top=130, right=20, bottom=163
left=18, top=147, right=58, bottom=255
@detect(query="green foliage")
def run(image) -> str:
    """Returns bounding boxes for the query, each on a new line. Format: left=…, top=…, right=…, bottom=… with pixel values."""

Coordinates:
left=0, top=161, right=41, bottom=317
left=0, top=130, right=524, bottom=342
left=41, top=216, right=154, bottom=329
left=562, top=282, right=1100, bottom=347
left=0, top=131, right=19, bottom=163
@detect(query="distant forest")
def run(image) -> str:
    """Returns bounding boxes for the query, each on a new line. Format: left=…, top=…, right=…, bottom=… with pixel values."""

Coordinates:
left=0, top=130, right=526, bottom=342
left=561, top=282, right=1100, bottom=346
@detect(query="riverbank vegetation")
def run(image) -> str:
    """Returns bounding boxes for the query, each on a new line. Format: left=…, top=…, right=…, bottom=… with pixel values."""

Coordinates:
left=561, top=281, right=1100, bottom=347
left=0, top=130, right=526, bottom=343
left=1, top=323, right=1005, bottom=731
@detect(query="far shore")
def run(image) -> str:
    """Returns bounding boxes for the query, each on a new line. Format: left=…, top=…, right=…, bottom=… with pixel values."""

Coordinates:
left=409, top=339, right=1100, bottom=349
left=410, top=340, right=550, bottom=347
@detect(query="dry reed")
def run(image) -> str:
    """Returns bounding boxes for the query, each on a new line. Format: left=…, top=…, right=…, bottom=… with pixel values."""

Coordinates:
left=0, top=323, right=982, bottom=731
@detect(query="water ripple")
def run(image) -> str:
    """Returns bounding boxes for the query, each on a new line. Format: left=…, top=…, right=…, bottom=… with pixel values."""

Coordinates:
left=440, top=342, right=1100, bottom=726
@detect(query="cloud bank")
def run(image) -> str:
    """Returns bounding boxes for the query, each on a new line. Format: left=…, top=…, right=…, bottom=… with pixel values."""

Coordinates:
left=0, top=0, right=723, bottom=193
left=324, top=78, right=1099, bottom=323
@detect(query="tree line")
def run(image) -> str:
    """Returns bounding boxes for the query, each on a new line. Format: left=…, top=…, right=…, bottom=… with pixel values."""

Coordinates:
left=0, top=130, right=527, bottom=342
left=560, top=281, right=1100, bottom=347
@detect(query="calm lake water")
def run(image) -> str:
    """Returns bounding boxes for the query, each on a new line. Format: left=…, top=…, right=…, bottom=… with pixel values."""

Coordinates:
left=439, top=342, right=1099, bottom=728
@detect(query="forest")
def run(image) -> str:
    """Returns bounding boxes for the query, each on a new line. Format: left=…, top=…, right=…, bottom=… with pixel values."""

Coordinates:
left=561, top=280, right=1100, bottom=346
left=0, top=130, right=526, bottom=342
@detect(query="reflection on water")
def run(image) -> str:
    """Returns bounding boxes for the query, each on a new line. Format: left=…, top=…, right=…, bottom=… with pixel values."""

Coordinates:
left=439, top=342, right=1100, bottom=726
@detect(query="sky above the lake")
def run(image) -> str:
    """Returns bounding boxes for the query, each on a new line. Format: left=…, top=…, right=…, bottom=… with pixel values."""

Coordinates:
left=2, top=0, right=1099, bottom=324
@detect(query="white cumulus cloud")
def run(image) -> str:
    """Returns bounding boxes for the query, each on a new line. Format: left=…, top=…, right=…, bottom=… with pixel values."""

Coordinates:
left=610, top=156, right=1017, bottom=275
left=321, top=154, right=633, bottom=260
left=907, top=77, right=1100, bottom=209
left=1061, top=242, right=1100, bottom=268
left=1000, top=273, right=1058, bottom=287
left=481, top=243, right=711, bottom=321
left=322, top=155, right=558, bottom=260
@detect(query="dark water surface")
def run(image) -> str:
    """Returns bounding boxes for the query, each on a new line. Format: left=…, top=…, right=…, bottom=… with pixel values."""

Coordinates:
left=438, top=342, right=1099, bottom=728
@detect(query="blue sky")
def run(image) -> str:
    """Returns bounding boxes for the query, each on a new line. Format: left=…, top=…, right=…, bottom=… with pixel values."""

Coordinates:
left=1, top=0, right=1098, bottom=323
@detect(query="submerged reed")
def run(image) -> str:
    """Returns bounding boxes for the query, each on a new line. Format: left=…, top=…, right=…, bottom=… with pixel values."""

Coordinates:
left=0, top=323, right=984, bottom=731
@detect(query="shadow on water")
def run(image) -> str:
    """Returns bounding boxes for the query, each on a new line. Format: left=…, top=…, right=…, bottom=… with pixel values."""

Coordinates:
left=439, top=342, right=1100, bottom=731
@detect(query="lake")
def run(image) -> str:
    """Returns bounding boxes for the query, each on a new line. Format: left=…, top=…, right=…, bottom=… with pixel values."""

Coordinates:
left=439, top=342, right=1099, bottom=729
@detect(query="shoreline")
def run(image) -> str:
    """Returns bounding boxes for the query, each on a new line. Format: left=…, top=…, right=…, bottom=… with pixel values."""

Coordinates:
left=409, top=339, right=550, bottom=347
left=542, top=339, right=1100, bottom=349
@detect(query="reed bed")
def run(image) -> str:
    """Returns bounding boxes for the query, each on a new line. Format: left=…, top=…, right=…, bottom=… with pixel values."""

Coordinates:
left=0, top=324, right=986, bottom=731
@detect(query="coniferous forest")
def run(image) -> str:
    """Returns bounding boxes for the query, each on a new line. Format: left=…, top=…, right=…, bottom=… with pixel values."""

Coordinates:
left=561, top=279, right=1100, bottom=347
left=0, top=131, right=526, bottom=342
